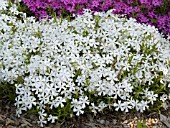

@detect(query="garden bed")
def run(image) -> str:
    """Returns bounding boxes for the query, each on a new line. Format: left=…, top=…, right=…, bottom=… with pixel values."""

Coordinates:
left=0, top=0, right=170, bottom=127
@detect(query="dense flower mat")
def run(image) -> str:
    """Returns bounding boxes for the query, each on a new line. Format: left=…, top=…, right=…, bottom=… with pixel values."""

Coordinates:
left=21, top=0, right=170, bottom=36
left=0, top=0, right=170, bottom=127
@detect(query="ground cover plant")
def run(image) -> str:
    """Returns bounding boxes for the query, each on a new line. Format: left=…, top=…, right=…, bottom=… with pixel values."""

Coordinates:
left=20, top=0, right=170, bottom=36
left=0, top=0, right=170, bottom=127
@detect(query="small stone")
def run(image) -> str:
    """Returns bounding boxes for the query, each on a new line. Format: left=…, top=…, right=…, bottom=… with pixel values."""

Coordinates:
left=7, top=125, right=17, bottom=128
left=26, top=119, right=31, bottom=122
left=123, top=120, right=128, bottom=124
left=84, top=122, right=96, bottom=128
left=112, top=119, right=117, bottom=125
left=10, top=115, right=17, bottom=120
left=15, top=120, right=20, bottom=126
left=5, top=106, right=10, bottom=110
left=0, top=119, right=5, bottom=124
left=121, top=116, right=126, bottom=120
left=20, top=123, right=30, bottom=128
left=6, top=118, right=15, bottom=126
left=21, top=119, right=32, bottom=127
left=0, top=114, right=5, bottom=120
left=32, top=121, right=37, bottom=124
left=97, top=119, right=105, bottom=125
left=0, top=124, right=4, bottom=127
left=105, top=120, right=110, bottom=125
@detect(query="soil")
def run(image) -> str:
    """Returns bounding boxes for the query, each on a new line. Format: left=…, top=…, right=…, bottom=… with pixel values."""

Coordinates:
left=0, top=96, right=170, bottom=128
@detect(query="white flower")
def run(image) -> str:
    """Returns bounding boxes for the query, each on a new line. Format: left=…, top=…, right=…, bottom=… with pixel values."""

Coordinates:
left=47, top=114, right=58, bottom=123
left=79, top=96, right=90, bottom=109
left=89, top=103, right=98, bottom=115
left=122, top=61, right=131, bottom=71
left=38, top=109, right=47, bottom=127
left=160, top=94, right=168, bottom=102
left=49, top=97, right=66, bottom=109
left=0, top=4, right=170, bottom=126
left=98, top=101, right=107, bottom=112
left=121, top=80, right=133, bottom=93
left=144, top=90, right=158, bottom=105
left=168, top=83, right=170, bottom=88
left=73, top=105, right=84, bottom=116
left=0, top=0, right=7, bottom=10
left=121, top=102, right=132, bottom=112
left=71, top=98, right=83, bottom=116
left=128, top=98, right=139, bottom=109
left=113, top=100, right=124, bottom=111
left=138, top=100, right=149, bottom=113
left=160, top=66, right=169, bottom=76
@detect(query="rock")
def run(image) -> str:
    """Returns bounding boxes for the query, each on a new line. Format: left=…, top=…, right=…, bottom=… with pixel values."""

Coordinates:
left=121, top=116, right=126, bottom=120
left=105, top=120, right=110, bottom=125
left=20, top=123, right=30, bottom=128
left=21, top=119, right=32, bottom=127
left=160, top=114, right=170, bottom=128
left=112, top=119, right=117, bottom=125
left=32, top=121, right=37, bottom=124
left=0, top=114, right=5, bottom=121
left=123, top=120, right=128, bottom=124
left=97, top=119, right=105, bottom=125
left=84, top=122, right=97, bottom=128
left=6, top=118, right=15, bottom=126
left=0, top=116, right=5, bottom=124
left=10, top=115, right=17, bottom=120
left=7, top=125, right=17, bottom=128
left=15, top=120, right=21, bottom=126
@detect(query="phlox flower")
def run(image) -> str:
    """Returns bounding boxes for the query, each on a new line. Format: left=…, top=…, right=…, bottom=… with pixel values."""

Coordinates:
left=89, top=103, right=98, bottom=115
left=38, top=109, right=47, bottom=127
left=47, top=114, right=58, bottom=123
left=113, top=100, right=124, bottom=111
left=49, top=97, right=66, bottom=109
left=137, top=100, right=149, bottom=113
left=0, top=4, right=170, bottom=126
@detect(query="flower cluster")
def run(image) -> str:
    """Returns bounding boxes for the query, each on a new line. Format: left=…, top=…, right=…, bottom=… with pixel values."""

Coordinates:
left=112, top=0, right=170, bottom=37
left=0, top=1, right=170, bottom=127
left=20, top=0, right=170, bottom=36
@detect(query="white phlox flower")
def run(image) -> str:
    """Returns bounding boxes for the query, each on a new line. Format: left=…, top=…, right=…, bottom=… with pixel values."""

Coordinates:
left=0, top=2, right=170, bottom=126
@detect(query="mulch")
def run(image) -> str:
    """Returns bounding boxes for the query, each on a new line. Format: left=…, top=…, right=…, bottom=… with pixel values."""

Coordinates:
left=0, top=97, right=169, bottom=128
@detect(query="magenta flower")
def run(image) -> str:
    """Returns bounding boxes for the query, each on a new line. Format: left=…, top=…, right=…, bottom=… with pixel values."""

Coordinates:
left=152, top=0, right=162, bottom=6
left=91, top=0, right=99, bottom=8
left=21, top=0, right=170, bottom=36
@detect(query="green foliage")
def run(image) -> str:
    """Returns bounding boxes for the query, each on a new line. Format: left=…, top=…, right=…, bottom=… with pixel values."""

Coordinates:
left=137, top=121, right=147, bottom=128
left=0, top=82, right=16, bottom=102
left=16, top=1, right=34, bottom=17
